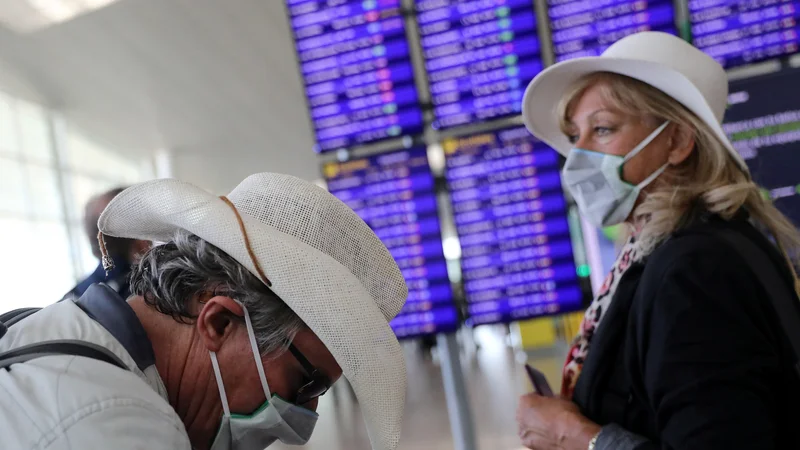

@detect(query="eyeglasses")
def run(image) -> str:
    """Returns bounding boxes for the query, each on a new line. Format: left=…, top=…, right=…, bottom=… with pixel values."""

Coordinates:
left=288, top=343, right=332, bottom=405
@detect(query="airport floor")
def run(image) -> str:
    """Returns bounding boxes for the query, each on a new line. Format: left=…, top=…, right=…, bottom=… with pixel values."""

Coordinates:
left=273, top=326, right=569, bottom=450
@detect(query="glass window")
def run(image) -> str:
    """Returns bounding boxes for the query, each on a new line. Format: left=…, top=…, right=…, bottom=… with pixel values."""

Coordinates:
left=16, top=100, right=52, bottom=164
left=0, top=156, right=28, bottom=216
left=26, top=164, right=63, bottom=221
left=64, top=173, right=117, bottom=223
left=0, top=93, right=18, bottom=156
left=0, top=90, right=154, bottom=311
left=0, top=219, right=73, bottom=308
left=71, top=222, right=98, bottom=277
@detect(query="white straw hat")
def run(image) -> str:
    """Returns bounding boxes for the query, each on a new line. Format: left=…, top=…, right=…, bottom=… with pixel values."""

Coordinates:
left=522, top=31, right=748, bottom=173
left=98, top=173, right=408, bottom=450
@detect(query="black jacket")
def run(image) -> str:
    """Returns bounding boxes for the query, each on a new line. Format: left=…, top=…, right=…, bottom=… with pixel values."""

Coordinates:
left=573, top=213, right=800, bottom=449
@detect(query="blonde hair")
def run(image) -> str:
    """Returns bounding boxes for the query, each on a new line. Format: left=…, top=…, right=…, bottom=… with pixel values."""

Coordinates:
left=559, top=72, right=800, bottom=292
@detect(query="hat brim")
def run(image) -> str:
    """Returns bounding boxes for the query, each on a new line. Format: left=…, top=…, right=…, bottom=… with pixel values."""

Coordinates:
left=98, top=179, right=406, bottom=450
left=522, top=56, right=748, bottom=172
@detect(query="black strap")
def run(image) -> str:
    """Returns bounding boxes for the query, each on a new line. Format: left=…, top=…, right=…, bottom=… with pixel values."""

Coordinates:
left=716, top=228, right=800, bottom=377
left=0, top=340, right=129, bottom=371
left=0, top=306, right=129, bottom=372
left=0, top=308, right=41, bottom=336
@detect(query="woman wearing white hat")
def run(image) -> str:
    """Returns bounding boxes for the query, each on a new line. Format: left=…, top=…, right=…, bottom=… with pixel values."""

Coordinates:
left=515, top=32, right=800, bottom=449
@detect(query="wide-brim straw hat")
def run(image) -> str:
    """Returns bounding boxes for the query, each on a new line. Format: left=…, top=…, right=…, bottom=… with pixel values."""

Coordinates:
left=99, top=173, right=408, bottom=450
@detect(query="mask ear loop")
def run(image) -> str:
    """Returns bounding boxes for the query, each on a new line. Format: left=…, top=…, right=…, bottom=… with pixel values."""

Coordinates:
left=623, top=121, right=671, bottom=163
left=242, top=304, right=273, bottom=402
left=210, top=352, right=231, bottom=417
left=637, top=160, right=670, bottom=189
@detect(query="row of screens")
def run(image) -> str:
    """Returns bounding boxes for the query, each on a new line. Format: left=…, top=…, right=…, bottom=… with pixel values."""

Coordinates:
left=726, top=67, right=800, bottom=227
left=322, top=66, right=800, bottom=339
left=324, top=126, right=584, bottom=338
left=287, top=0, right=800, bottom=152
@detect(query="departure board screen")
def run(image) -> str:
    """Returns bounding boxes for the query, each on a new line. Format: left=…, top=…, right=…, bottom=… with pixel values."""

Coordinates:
left=689, top=0, right=800, bottom=68
left=287, top=0, right=424, bottom=152
left=548, top=0, right=678, bottom=62
left=443, top=127, right=583, bottom=325
left=416, top=0, right=544, bottom=129
left=725, top=68, right=800, bottom=226
left=323, top=147, right=459, bottom=337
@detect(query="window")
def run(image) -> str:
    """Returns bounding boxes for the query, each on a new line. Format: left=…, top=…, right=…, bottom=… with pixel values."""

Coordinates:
left=0, top=90, right=152, bottom=311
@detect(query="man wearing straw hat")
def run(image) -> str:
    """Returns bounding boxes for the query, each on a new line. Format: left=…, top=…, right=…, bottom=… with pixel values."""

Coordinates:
left=0, top=173, right=408, bottom=450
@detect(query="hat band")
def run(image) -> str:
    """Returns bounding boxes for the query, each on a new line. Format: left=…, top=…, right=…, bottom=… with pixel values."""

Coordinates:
left=219, top=195, right=273, bottom=287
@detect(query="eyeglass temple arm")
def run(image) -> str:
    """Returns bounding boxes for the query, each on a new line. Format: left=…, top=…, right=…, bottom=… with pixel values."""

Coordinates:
left=288, top=343, right=316, bottom=375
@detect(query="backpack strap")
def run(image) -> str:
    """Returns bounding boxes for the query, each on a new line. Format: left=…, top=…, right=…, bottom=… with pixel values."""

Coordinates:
left=0, top=308, right=41, bottom=338
left=715, top=228, right=800, bottom=378
left=0, top=306, right=130, bottom=372
left=0, top=340, right=129, bottom=371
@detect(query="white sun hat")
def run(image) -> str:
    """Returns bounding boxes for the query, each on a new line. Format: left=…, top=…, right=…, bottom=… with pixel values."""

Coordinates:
left=98, top=173, right=408, bottom=450
left=522, top=31, right=748, bottom=173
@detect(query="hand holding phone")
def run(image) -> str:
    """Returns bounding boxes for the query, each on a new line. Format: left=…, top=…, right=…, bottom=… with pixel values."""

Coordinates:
left=525, top=364, right=554, bottom=397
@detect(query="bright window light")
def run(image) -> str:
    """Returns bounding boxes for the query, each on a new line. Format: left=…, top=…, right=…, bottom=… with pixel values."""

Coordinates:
left=0, top=0, right=119, bottom=33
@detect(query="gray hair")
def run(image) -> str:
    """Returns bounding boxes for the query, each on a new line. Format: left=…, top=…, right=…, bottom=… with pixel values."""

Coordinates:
left=129, top=229, right=306, bottom=356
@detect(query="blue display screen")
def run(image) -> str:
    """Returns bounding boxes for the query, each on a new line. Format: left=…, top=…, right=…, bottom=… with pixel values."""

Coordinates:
left=689, top=0, right=800, bottom=68
left=725, top=68, right=800, bottom=226
left=548, top=0, right=678, bottom=62
left=416, top=0, right=544, bottom=129
left=287, top=0, right=424, bottom=152
left=444, top=126, right=583, bottom=325
left=323, top=147, right=459, bottom=337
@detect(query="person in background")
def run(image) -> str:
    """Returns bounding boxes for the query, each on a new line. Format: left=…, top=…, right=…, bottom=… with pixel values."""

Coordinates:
left=514, top=32, right=800, bottom=449
left=63, top=187, right=150, bottom=300
left=1, top=173, right=408, bottom=450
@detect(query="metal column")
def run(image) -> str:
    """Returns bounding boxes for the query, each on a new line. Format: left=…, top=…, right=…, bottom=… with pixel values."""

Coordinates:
left=437, top=333, right=478, bottom=450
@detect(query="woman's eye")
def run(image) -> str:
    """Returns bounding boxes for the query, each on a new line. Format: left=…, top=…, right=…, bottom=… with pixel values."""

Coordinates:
left=594, top=126, right=613, bottom=136
left=566, top=134, right=579, bottom=144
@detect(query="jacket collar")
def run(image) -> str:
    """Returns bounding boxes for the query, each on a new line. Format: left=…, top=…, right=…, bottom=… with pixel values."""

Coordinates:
left=74, top=284, right=155, bottom=371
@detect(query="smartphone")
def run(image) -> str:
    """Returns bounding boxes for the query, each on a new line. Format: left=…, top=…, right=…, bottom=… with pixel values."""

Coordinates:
left=525, top=364, right=554, bottom=397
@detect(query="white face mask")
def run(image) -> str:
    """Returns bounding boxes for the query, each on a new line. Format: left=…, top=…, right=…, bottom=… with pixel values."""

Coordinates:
left=209, top=305, right=319, bottom=450
left=561, top=121, right=670, bottom=228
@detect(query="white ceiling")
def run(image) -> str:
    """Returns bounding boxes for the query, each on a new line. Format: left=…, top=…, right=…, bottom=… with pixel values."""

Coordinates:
left=0, top=0, right=323, bottom=187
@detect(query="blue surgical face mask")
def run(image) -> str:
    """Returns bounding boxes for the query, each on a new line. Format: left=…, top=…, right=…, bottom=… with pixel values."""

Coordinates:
left=208, top=305, right=318, bottom=450
left=561, top=121, right=671, bottom=228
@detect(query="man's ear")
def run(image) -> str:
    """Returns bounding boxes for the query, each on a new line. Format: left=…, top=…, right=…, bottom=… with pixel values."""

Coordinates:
left=667, top=123, right=695, bottom=165
left=196, top=296, right=245, bottom=352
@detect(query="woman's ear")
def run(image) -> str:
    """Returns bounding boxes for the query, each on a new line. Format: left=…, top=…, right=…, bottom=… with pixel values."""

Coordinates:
left=667, top=124, right=695, bottom=165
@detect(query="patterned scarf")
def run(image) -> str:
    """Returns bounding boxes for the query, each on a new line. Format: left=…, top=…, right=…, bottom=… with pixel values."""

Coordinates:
left=562, top=232, right=647, bottom=398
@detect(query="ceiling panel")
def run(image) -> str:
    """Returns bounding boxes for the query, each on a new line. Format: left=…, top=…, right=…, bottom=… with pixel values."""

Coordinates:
left=0, top=0, right=320, bottom=181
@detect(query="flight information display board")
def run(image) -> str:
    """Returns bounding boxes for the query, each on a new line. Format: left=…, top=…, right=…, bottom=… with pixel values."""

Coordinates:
left=548, top=0, right=678, bottom=62
left=724, top=68, right=800, bottom=226
left=323, top=147, right=459, bottom=337
left=287, top=0, right=424, bottom=152
left=416, top=0, right=544, bottom=129
left=443, top=127, right=583, bottom=325
left=689, top=0, right=800, bottom=68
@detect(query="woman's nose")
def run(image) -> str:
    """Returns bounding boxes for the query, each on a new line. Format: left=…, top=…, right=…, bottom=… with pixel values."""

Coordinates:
left=573, top=133, right=589, bottom=149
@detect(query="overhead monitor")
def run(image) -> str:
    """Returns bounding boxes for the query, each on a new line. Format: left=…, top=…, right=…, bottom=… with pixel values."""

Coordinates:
left=725, top=68, right=800, bottom=226
left=416, top=0, right=544, bottom=129
left=689, top=1, right=800, bottom=68
left=548, top=0, right=678, bottom=62
left=287, top=0, right=424, bottom=152
left=443, top=127, right=583, bottom=326
left=323, top=147, right=459, bottom=338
